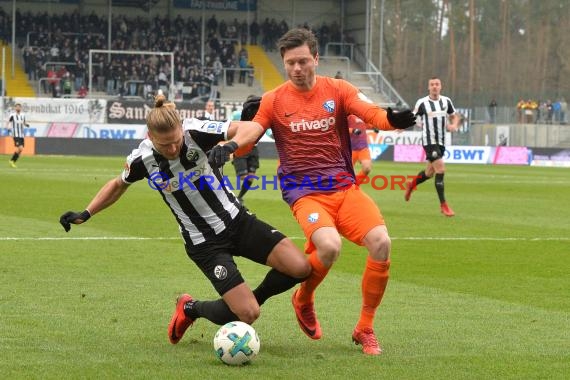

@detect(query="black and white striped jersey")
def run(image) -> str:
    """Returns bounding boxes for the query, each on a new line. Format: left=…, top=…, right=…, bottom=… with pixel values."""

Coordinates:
left=8, top=112, right=27, bottom=138
left=121, top=118, right=241, bottom=246
left=413, top=95, right=456, bottom=146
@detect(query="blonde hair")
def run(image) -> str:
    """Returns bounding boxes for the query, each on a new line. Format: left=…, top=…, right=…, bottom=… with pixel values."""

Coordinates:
left=146, top=94, right=181, bottom=134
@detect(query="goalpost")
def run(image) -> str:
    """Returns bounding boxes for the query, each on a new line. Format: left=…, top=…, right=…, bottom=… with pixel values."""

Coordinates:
left=88, top=49, right=174, bottom=99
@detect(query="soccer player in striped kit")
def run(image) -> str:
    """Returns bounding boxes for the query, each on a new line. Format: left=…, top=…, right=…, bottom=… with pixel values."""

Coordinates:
left=6, top=103, right=29, bottom=168
left=59, top=94, right=310, bottom=345
left=404, top=77, right=460, bottom=216
left=208, top=28, right=416, bottom=355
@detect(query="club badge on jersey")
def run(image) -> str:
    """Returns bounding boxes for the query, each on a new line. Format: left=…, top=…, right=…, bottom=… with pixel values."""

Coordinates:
left=323, top=100, right=335, bottom=113
left=186, top=149, right=200, bottom=162
left=183, top=118, right=230, bottom=137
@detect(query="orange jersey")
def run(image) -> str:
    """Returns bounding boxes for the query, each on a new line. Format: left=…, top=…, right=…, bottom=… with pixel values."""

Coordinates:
left=254, top=76, right=392, bottom=205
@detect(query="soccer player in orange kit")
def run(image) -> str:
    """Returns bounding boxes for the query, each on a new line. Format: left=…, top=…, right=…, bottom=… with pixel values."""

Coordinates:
left=348, top=114, right=378, bottom=185
left=208, top=28, right=415, bottom=355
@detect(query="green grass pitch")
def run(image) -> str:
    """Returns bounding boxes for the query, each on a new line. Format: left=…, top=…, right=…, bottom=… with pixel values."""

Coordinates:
left=1, top=154, right=569, bottom=379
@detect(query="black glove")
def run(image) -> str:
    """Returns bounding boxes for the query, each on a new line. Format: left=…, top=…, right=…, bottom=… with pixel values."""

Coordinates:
left=352, top=129, right=362, bottom=136
left=241, top=96, right=262, bottom=121
left=59, top=210, right=91, bottom=232
left=208, top=141, right=239, bottom=168
left=387, top=107, right=416, bottom=130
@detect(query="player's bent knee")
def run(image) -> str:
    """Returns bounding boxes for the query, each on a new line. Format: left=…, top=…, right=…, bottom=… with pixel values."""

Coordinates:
left=379, top=234, right=391, bottom=252
left=292, top=259, right=312, bottom=279
left=236, top=305, right=260, bottom=325
left=319, top=233, right=342, bottom=253
left=317, top=240, right=342, bottom=263
left=364, top=228, right=391, bottom=261
left=312, top=229, right=342, bottom=266
left=275, top=254, right=311, bottom=279
left=267, top=239, right=311, bottom=278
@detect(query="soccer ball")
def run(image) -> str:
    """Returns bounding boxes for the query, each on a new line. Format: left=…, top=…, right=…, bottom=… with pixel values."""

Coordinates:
left=213, top=321, right=260, bottom=365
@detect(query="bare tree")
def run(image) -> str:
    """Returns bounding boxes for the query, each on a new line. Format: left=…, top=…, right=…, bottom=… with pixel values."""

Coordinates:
left=380, top=0, right=568, bottom=106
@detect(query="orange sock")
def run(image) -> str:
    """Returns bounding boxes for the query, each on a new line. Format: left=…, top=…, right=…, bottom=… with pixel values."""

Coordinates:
left=296, top=252, right=330, bottom=304
left=356, top=257, right=390, bottom=330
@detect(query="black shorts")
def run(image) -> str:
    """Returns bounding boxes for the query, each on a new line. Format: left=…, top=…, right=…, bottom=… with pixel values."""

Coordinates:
left=423, top=144, right=445, bottom=162
left=13, top=137, right=24, bottom=147
left=232, top=146, right=259, bottom=176
left=184, top=210, right=286, bottom=296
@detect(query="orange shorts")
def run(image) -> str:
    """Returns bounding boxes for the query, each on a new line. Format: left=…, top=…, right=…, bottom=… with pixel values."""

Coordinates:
left=352, top=148, right=371, bottom=165
left=291, top=184, right=385, bottom=254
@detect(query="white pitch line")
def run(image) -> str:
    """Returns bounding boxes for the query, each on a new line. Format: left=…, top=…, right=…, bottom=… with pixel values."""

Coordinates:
left=0, top=236, right=568, bottom=241
left=0, top=236, right=181, bottom=241
left=392, top=237, right=570, bottom=241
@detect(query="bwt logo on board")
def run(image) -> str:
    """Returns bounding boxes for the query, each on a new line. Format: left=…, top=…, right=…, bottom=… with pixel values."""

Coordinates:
left=83, top=127, right=138, bottom=139
left=1, top=127, right=38, bottom=137
left=446, top=149, right=486, bottom=160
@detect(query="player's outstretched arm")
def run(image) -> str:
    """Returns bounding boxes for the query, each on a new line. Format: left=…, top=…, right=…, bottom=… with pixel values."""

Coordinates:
left=226, top=121, right=264, bottom=142
left=224, top=95, right=262, bottom=142
left=386, top=107, right=416, bottom=130
left=59, top=176, right=130, bottom=232
left=209, top=121, right=264, bottom=167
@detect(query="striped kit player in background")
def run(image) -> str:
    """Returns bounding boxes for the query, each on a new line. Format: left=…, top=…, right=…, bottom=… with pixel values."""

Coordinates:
left=404, top=77, right=460, bottom=217
left=6, top=103, right=29, bottom=168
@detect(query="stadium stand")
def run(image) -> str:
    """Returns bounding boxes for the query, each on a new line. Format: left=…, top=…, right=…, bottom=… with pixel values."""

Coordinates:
left=1, top=42, right=35, bottom=97
left=0, top=5, right=393, bottom=104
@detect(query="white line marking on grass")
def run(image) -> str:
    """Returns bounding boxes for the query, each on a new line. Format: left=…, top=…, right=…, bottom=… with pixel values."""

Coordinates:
left=1, top=236, right=568, bottom=241
left=392, top=237, right=570, bottom=241
left=0, top=237, right=181, bottom=241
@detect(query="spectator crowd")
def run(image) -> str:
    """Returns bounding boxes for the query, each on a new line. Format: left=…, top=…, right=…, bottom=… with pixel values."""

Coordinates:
left=516, top=98, right=567, bottom=125
left=0, top=7, right=348, bottom=101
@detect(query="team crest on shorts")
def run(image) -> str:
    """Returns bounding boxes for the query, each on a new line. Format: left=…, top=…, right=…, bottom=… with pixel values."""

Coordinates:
left=308, top=212, right=319, bottom=223
left=214, top=265, right=228, bottom=280
left=323, top=100, right=335, bottom=113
